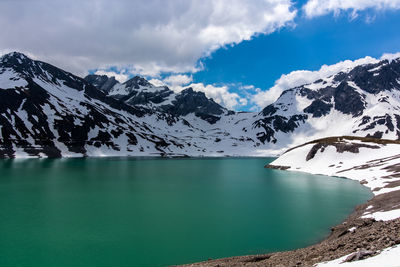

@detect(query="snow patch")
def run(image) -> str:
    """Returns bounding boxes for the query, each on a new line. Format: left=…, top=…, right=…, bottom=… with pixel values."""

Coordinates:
left=0, top=68, right=28, bottom=89
left=348, top=227, right=357, bottom=232
left=362, top=209, right=400, bottom=221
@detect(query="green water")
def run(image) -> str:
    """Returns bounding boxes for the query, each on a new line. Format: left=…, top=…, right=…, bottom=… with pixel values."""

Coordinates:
left=0, top=157, right=371, bottom=267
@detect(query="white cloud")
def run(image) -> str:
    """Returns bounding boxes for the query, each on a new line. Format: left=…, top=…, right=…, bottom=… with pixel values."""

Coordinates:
left=163, top=74, right=193, bottom=87
left=148, top=79, right=166, bottom=87
left=381, top=52, right=400, bottom=62
left=189, top=83, right=245, bottom=110
left=240, top=85, right=256, bottom=90
left=0, top=0, right=296, bottom=77
left=94, top=70, right=129, bottom=83
left=365, top=14, right=377, bottom=24
left=149, top=75, right=192, bottom=91
left=251, top=52, right=400, bottom=108
left=303, top=0, right=400, bottom=18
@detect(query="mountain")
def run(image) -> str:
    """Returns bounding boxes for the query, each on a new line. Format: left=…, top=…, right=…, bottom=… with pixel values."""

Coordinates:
left=84, top=74, right=118, bottom=93
left=85, top=74, right=229, bottom=123
left=1, top=52, right=400, bottom=158
left=0, top=52, right=258, bottom=158
left=252, top=57, right=400, bottom=146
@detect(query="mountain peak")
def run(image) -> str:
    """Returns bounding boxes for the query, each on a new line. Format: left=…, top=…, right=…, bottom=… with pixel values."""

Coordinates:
left=2, top=51, right=29, bottom=58
left=1, top=51, right=31, bottom=64
left=84, top=74, right=118, bottom=93
left=123, top=75, right=153, bottom=89
left=0, top=51, right=44, bottom=79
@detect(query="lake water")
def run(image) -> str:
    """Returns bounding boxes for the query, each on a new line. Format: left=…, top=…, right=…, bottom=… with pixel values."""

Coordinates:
left=0, top=157, right=371, bottom=266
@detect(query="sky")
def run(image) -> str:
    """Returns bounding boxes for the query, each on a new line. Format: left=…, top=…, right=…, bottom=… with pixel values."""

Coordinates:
left=1, top=0, right=400, bottom=111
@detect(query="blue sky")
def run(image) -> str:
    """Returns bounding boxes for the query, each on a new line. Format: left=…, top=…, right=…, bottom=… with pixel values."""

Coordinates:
left=127, top=2, right=400, bottom=111
left=191, top=8, right=400, bottom=110
left=195, top=9, right=400, bottom=90
left=1, top=0, right=400, bottom=111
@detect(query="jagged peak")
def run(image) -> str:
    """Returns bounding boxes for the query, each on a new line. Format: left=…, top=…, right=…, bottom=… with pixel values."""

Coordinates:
left=85, top=73, right=109, bottom=79
left=85, top=74, right=117, bottom=82
left=180, top=87, right=204, bottom=96
left=0, top=51, right=32, bottom=63
left=123, top=75, right=153, bottom=88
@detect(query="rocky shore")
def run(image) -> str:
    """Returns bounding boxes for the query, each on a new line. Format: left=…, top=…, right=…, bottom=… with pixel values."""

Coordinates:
left=180, top=137, right=400, bottom=266
left=180, top=191, right=400, bottom=266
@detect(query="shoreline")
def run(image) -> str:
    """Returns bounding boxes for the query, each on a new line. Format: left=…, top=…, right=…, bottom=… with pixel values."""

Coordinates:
left=181, top=137, right=400, bottom=266
left=180, top=188, right=400, bottom=267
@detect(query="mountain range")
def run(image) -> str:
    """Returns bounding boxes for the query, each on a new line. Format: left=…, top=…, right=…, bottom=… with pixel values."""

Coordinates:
left=1, top=51, right=400, bottom=158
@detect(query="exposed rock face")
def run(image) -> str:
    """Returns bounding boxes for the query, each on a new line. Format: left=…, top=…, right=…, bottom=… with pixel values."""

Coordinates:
left=121, top=85, right=173, bottom=106
left=252, top=57, right=400, bottom=144
left=160, top=87, right=227, bottom=124
left=167, top=87, right=225, bottom=116
left=84, top=74, right=118, bottom=93
left=252, top=114, right=308, bottom=144
left=304, top=141, right=380, bottom=161
left=85, top=75, right=228, bottom=123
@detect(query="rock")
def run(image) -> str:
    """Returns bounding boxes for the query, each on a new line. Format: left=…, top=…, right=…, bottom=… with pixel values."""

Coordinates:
left=343, top=249, right=375, bottom=262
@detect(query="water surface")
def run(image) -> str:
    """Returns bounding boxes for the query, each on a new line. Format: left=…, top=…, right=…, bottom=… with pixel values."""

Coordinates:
left=0, top=157, right=371, bottom=266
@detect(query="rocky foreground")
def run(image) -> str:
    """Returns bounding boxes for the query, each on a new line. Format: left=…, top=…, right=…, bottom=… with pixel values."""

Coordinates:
left=181, top=137, right=400, bottom=266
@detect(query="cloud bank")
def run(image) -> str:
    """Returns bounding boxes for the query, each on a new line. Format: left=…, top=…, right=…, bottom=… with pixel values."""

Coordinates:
left=0, top=0, right=296, bottom=76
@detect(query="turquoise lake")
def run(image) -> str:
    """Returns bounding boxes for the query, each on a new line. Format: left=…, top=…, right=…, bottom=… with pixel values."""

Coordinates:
left=0, top=157, right=372, bottom=266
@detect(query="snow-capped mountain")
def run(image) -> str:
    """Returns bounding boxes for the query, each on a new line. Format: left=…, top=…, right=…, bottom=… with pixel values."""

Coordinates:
left=1, top=51, right=400, bottom=158
left=0, top=52, right=258, bottom=158
left=85, top=74, right=230, bottom=124
left=252, top=57, right=400, bottom=147
left=84, top=74, right=118, bottom=93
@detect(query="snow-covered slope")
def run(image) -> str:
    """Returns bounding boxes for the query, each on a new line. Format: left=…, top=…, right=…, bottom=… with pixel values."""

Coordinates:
left=2, top=52, right=400, bottom=158
left=0, top=52, right=262, bottom=158
left=253, top=57, right=400, bottom=149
